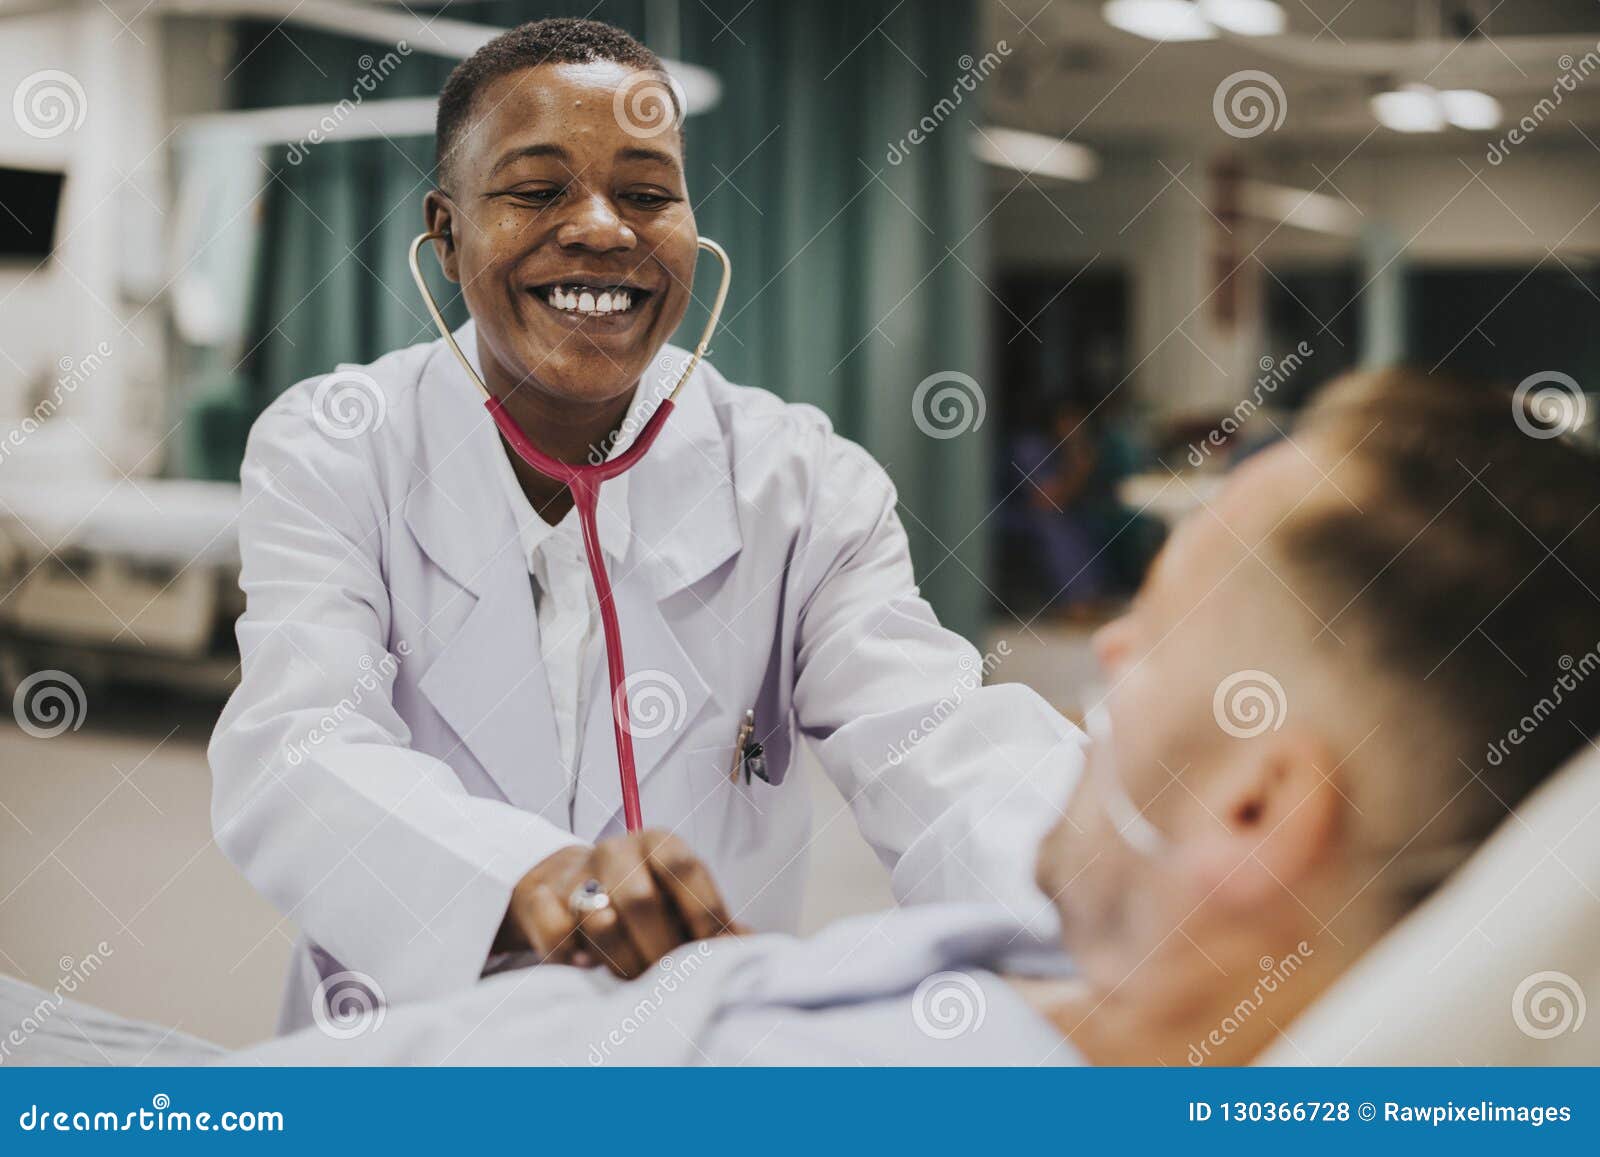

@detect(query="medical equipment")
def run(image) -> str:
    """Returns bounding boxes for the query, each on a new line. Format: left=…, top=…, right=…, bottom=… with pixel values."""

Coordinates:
left=1083, top=701, right=1168, bottom=856
left=407, top=231, right=732, bottom=833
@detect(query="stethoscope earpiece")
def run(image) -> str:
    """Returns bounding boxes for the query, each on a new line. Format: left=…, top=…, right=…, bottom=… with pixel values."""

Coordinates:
left=406, top=231, right=732, bottom=406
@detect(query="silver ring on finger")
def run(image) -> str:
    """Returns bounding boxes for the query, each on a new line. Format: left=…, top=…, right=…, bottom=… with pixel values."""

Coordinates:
left=568, top=877, right=612, bottom=917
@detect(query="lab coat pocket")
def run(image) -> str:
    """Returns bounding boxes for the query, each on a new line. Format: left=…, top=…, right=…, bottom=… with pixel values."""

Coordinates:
left=681, top=709, right=789, bottom=858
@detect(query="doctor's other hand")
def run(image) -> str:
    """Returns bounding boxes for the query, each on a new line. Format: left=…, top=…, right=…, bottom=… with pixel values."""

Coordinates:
left=497, top=830, right=741, bottom=978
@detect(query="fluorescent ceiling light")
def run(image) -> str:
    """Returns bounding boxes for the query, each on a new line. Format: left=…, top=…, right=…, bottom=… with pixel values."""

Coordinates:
left=1198, top=0, right=1286, bottom=36
left=973, top=127, right=1100, bottom=182
left=1371, top=84, right=1501, bottom=133
left=1102, top=0, right=1217, bottom=42
left=1371, top=85, right=1446, bottom=133
left=1239, top=181, right=1359, bottom=236
left=1438, top=89, right=1502, bottom=130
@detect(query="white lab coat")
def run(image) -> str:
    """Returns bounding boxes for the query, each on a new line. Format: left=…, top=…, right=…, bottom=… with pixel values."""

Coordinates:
left=209, top=323, right=1077, bottom=1032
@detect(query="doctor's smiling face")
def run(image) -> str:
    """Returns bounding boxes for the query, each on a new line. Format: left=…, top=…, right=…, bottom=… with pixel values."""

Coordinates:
left=424, top=59, right=697, bottom=416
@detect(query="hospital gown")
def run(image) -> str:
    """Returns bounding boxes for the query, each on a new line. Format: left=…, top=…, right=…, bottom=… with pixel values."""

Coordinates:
left=0, top=906, right=1081, bottom=1066
left=239, top=904, right=1082, bottom=1066
left=0, top=976, right=221, bottom=1067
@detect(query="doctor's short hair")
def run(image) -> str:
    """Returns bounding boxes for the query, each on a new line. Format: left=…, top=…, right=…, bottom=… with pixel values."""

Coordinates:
left=434, top=17, right=678, bottom=191
left=1279, top=367, right=1600, bottom=845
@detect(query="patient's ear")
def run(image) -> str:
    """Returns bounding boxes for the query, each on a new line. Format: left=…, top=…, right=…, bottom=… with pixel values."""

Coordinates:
left=1193, top=729, right=1342, bottom=907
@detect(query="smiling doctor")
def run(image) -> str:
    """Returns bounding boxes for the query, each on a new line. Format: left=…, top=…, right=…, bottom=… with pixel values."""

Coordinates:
left=209, top=17, right=1075, bottom=1032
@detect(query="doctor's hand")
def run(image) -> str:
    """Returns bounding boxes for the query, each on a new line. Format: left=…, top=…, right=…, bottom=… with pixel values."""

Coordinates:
left=497, top=830, right=740, bottom=978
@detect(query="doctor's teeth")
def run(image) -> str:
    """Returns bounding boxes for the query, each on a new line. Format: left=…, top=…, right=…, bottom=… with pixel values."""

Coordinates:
left=544, top=286, right=635, bottom=315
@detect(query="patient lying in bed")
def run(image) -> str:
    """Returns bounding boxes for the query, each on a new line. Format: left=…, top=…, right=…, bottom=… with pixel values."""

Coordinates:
left=10, top=368, right=1600, bottom=1065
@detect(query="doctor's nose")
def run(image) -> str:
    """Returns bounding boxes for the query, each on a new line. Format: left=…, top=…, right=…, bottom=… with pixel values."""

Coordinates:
left=556, top=194, right=636, bottom=252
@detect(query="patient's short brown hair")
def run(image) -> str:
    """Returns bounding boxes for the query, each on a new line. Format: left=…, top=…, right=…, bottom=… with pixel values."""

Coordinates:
left=1280, top=367, right=1600, bottom=839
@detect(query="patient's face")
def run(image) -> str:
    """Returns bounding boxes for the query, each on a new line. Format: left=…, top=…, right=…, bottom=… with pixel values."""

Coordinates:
left=1037, top=445, right=1338, bottom=998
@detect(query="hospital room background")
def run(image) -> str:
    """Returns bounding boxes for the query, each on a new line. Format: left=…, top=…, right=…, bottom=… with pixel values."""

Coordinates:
left=1, top=0, right=1598, bottom=1048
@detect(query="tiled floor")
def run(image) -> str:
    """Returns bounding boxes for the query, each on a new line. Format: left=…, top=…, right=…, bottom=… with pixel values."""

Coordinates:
left=0, top=622, right=1093, bottom=1048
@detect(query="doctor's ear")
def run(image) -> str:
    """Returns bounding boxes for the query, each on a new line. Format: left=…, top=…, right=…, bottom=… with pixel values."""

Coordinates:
left=422, top=191, right=462, bottom=283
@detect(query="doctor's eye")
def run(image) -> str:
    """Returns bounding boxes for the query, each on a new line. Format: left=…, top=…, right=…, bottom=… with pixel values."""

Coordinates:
left=498, top=185, right=564, bottom=207
left=620, top=189, right=679, bottom=210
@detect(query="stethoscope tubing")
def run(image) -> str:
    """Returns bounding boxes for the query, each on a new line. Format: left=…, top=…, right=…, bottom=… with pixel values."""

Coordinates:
left=407, top=228, right=732, bottom=833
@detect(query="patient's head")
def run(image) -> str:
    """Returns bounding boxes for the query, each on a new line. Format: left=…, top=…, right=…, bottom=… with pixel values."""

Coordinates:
left=1035, top=367, right=1600, bottom=1064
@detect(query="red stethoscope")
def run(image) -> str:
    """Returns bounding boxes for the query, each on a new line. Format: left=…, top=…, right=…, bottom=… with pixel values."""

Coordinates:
left=407, top=230, right=733, bottom=833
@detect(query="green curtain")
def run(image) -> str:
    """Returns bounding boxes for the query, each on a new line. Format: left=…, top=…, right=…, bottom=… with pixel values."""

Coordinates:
left=222, top=0, right=990, bottom=636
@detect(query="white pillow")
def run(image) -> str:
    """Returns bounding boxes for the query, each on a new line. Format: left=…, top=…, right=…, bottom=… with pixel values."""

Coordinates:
left=1261, top=744, right=1599, bottom=1064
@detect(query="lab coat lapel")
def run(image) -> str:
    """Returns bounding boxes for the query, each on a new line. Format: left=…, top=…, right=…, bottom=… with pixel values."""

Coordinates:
left=571, top=359, right=744, bottom=839
left=406, top=327, right=568, bottom=827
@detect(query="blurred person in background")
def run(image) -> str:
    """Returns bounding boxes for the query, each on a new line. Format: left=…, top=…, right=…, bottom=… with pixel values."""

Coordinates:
left=1004, top=398, right=1159, bottom=619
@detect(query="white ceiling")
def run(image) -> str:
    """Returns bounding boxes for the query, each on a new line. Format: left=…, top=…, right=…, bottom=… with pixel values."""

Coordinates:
left=983, top=0, right=1600, bottom=149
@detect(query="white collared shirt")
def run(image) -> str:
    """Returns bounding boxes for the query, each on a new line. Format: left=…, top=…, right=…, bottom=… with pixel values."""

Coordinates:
left=488, top=388, right=646, bottom=819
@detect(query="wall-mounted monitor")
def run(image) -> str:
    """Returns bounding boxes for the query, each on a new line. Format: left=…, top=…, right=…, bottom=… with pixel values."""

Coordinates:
left=0, top=165, right=65, bottom=260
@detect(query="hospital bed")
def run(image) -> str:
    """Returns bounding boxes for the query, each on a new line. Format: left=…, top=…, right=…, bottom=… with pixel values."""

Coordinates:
left=4, top=741, right=1597, bottom=1065
left=0, top=477, right=244, bottom=699
left=1258, top=735, right=1600, bottom=1065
